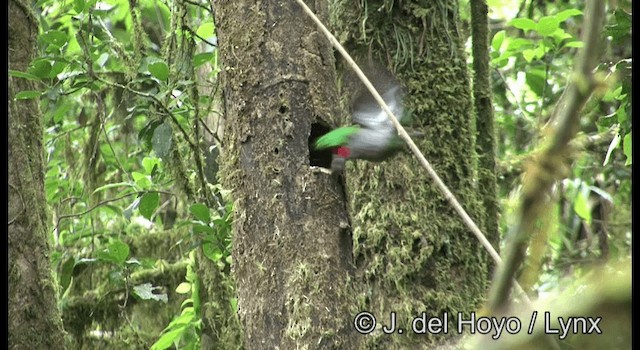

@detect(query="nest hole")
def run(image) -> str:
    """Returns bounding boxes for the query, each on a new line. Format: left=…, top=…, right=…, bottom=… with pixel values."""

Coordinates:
left=309, top=122, right=333, bottom=168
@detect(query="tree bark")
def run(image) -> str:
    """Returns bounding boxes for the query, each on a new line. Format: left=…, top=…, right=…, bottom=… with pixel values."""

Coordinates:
left=213, top=0, right=358, bottom=348
left=331, top=0, right=493, bottom=348
left=8, top=0, right=67, bottom=348
left=471, top=0, right=500, bottom=249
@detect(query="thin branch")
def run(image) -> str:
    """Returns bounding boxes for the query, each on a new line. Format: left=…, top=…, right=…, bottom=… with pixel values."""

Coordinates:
left=183, top=25, right=217, bottom=47
left=487, top=0, right=606, bottom=313
left=93, top=75, right=198, bottom=151
left=178, top=0, right=211, bottom=13
left=199, top=117, right=223, bottom=145
left=96, top=95, right=135, bottom=185
left=54, top=190, right=177, bottom=233
left=495, top=67, right=526, bottom=118
left=46, top=123, right=96, bottom=144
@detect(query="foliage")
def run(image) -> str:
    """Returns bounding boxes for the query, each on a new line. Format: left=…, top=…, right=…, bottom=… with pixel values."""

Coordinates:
left=151, top=251, right=200, bottom=350
left=8, top=0, right=631, bottom=347
left=488, top=0, right=631, bottom=289
left=12, top=0, right=231, bottom=347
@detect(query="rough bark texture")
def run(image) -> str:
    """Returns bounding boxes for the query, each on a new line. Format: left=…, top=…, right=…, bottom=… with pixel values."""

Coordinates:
left=470, top=0, right=500, bottom=250
left=213, top=0, right=358, bottom=348
left=8, top=0, right=67, bottom=348
left=331, top=0, right=492, bottom=348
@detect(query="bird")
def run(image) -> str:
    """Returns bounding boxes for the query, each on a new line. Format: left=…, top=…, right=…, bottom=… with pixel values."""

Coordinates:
left=313, top=70, right=412, bottom=173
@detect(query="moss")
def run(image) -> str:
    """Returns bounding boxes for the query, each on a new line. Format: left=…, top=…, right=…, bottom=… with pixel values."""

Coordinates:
left=284, top=263, right=314, bottom=341
left=331, top=0, right=492, bottom=348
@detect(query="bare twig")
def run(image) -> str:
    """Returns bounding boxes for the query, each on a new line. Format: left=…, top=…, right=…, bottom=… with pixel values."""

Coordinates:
left=183, top=25, right=217, bottom=47
left=54, top=190, right=177, bottom=233
left=93, top=75, right=198, bottom=151
left=178, top=0, right=211, bottom=13
left=95, top=94, right=135, bottom=185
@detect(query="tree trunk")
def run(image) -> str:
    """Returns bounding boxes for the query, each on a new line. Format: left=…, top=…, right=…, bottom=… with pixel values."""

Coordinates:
left=213, top=1, right=358, bottom=348
left=471, top=0, right=500, bottom=249
left=331, top=0, right=493, bottom=348
left=8, top=0, right=67, bottom=348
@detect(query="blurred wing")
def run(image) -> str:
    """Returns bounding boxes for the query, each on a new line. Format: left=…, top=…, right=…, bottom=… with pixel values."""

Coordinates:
left=351, top=82, right=405, bottom=131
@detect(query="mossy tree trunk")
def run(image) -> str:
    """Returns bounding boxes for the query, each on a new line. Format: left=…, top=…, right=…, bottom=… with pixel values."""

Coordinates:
left=331, top=0, right=493, bottom=348
left=213, top=1, right=358, bottom=348
left=8, top=0, right=67, bottom=348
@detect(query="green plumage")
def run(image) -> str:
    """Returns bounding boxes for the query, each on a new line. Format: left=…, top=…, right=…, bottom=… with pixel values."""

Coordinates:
left=314, top=125, right=361, bottom=150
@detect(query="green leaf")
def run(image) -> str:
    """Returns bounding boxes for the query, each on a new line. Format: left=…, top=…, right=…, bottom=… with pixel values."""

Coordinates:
left=9, top=70, right=40, bottom=80
left=623, top=132, right=631, bottom=165
left=602, top=86, right=622, bottom=102
left=203, top=242, right=223, bottom=262
left=148, top=60, right=169, bottom=81
left=506, top=38, right=533, bottom=51
left=28, top=59, right=53, bottom=78
left=96, top=240, right=130, bottom=265
left=151, top=325, right=187, bottom=350
left=522, top=49, right=536, bottom=62
left=525, top=69, right=546, bottom=96
left=171, top=307, right=195, bottom=326
left=59, top=256, right=75, bottom=295
left=230, top=297, right=238, bottom=312
left=132, top=171, right=151, bottom=188
left=555, top=9, right=582, bottom=23
left=508, top=18, right=536, bottom=31
left=190, top=203, right=211, bottom=223
left=139, top=119, right=164, bottom=150
left=74, top=0, right=85, bottom=13
left=139, top=192, right=160, bottom=219
left=15, top=91, right=42, bottom=100
left=604, top=10, right=631, bottom=43
left=50, top=61, right=68, bottom=78
left=573, top=189, right=591, bottom=224
left=152, top=122, right=173, bottom=158
left=133, top=283, right=168, bottom=302
left=533, top=44, right=546, bottom=59
left=142, top=156, right=161, bottom=175
left=536, top=16, right=560, bottom=36
left=196, top=22, right=215, bottom=40
left=192, top=223, right=215, bottom=235
left=181, top=299, right=194, bottom=309
left=491, top=56, right=510, bottom=68
left=40, top=30, right=69, bottom=49
left=193, top=52, right=214, bottom=67
left=176, top=282, right=191, bottom=294
left=616, top=103, right=629, bottom=125
left=491, top=30, right=505, bottom=52
left=562, top=40, right=584, bottom=48
left=551, top=28, right=573, bottom=45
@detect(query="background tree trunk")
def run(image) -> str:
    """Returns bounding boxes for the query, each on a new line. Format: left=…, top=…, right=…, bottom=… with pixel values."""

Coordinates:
left=331, top=0, right=493, bottom=348
left=213, top=1, right=359, bottom=348
left=471, top=0, right=500, bottom=249
left=8, top=0, right=67, bottom=348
